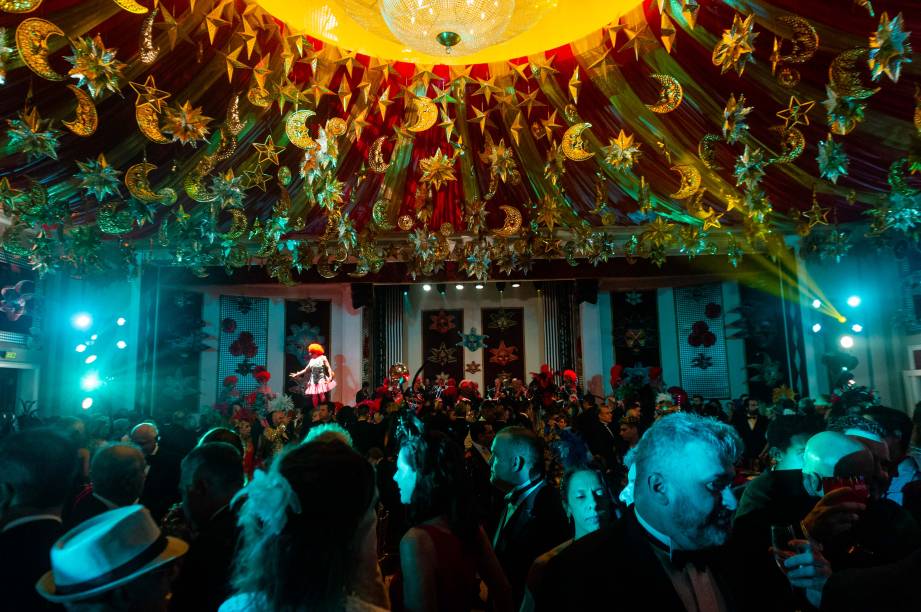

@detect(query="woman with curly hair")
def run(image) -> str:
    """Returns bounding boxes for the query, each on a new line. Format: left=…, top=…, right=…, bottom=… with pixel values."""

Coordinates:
left=291, top=342, right=336, bottom=408
left=220, top=437, right=388, bottom=612
left=392, top=430, right=512, bottom=612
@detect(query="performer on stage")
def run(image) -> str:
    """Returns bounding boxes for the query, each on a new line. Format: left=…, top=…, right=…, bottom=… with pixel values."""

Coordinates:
left=290, top=343, right=336, bottom=407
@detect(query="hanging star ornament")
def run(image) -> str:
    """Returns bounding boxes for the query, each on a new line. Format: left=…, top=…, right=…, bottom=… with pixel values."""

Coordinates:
left=75, top=153, right=122, bottom=201
left=734, top=145, right=767, bottom=190
left=419, top=150, right=456, bottom=191
left=723, top=93, right=753, bottom=144
left=130, top=75, right=171, bottom=112
left=480, top=137, right=520, bottom=184
left=804, top=191, right=830, bottom=227
left=162, top=101, right=212, bottom=146
left=253, top=134, right=285, bottom=166
left=817, top=135, right=849, bottom=184
left=457, top=327, right=489, bottom=351
left=603, top=130, right=642, bottom=171
left=776, top=96, right=816, bottom=129
left=65, top=34, right=127, bottom=100
left=465, top=361, right=481, bottom=374
left=6, top=106, right=62, bottom=161
left=489, top=341, right=519, bottom=365
left=712, top=13, right=759, bottom=76
left=0, top=27, right=14, bottom=86
left=868, top=12, right=912, bottom=83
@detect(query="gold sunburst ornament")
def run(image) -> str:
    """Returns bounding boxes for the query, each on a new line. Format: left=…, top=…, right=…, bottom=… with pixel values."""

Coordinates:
left=419, top=150, right=456, bottom=191
left=162, top=101, right=212, bottom=146
left=603, top=130, right=642, bottom=172
left=65, top=34, right=127, bottom=99
left=712, top=13, right=759, bottom=76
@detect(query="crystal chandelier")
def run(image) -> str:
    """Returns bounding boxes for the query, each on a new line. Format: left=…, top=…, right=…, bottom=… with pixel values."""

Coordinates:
left=378, top=0, right=516, bottom=55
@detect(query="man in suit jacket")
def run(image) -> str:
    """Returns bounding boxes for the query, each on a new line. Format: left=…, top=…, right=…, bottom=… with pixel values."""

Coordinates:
left=132, top=422, right=182, bottom=523
left=490, top=426, right=569, bottom=608
left=534, top=413, right=772, bottom=612
left=170, top=442, right=244, bottom=611
left=732, top=396, right=770, bottom=467
left=0, top=427, right=80, bottom=611
left=66, top=442, right=147, bottom=529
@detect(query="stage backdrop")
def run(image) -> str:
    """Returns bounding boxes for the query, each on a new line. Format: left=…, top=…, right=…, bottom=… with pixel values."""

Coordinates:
left=284, top=299, right=332, bottom=410
left=674, top=284, right=730, bottom=399
left=422, top=309, right=464, bottom=385
left=217, top=296, right=269, bottom=398
left=612, top=290, right=660, bottom=369
left=482, top=307, right=525, bottom=384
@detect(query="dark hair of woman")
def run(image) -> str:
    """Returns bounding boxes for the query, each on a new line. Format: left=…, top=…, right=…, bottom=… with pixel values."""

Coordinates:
left=559, top=460, right=613, bottom=508
left=230, top=438, right=376, bottom=611
left=401, top=430, right=477, bottom=545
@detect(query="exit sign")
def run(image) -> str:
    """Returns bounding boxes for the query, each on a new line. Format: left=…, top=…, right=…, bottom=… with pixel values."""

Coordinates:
left=1, top=352, right=16, bottom=360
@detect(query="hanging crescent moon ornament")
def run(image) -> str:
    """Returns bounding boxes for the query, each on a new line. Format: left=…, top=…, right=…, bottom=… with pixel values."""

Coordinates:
left=669, top=164, right=702, bottom=200
left=0, top=0, right=43, bottom=13
left=225, top=209, right=248, bottom=239
left=646, top=74, right=683, bottom=113
left=369, top=137, right=392, bottom=173
left=491, top=205, right=523, bottom=238
left=768, top=126, right=805, bottom=164
left=372, top=199, right=395, bottom=229
left=285, top=109, right=318, bottom=149
left=62, top=85, right=98, bottom=137
left=407, top=96, right=438, bottom=133
left=698, top=133, right=723, bottom=170
left=829, top=48, right=878, bottom=99
left=136, top=105, right=170, bottom=144
left=562, top=123, right=594, bottom=161
left=317, top=262, right=340, bottom=278
left=777, top=16, right=818, bottom=64
left=16, top=18, right=65, bottom=81
left=247, top=86, right=272, bottom=108
left=125, top=162, right=176, bottom=202
left=109, top=0, right=148, bottom=14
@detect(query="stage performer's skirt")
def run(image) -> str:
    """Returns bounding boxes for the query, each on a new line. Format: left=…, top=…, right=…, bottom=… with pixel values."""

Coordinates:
left=303, top=379, right=336, bottom=395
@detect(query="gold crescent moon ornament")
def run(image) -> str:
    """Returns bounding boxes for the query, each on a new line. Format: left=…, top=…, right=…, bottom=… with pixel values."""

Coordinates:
left=285, top=109, right=318, bottom=149
left=62, top=84, right=98, bottom=137
left=109, top=0, right=148, bottom=14
left=372, top=199, right=395, bottom=229
left=247, top=86, right=272, bottom=108
left=646, top=74, right=683, bottom=113
left=135, top=105, right=170, bottom=144
left=0, top=0, right=43, bottom=13
left=369, top=136, right=392, bottom=173
left=768, top=126, right=805, bottom=164
left=669, top=164, right=702, bottom=200
left=317, top=262, right=340, bottom=278
left=698, top=134, right=723, bottom=170
left=561, top=122, right=594, bottom=161
left=125, top=162, right=175, bottom=203
left=777, top=16, right=818, bottom=64
left=16, top=18, right=65, bottom=81
left=225, top=209, right=248, bottom=239
left=492, top=205, right=523, bottom=238
left=407, top=96, right=438, bottom=133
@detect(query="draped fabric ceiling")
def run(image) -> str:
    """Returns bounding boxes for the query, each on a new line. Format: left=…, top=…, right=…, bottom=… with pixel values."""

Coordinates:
left=0, top=0, right=918, bottom=284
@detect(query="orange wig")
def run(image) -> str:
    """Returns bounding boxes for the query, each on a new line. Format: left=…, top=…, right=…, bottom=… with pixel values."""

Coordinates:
left=307, top=343, right=325, bottom=355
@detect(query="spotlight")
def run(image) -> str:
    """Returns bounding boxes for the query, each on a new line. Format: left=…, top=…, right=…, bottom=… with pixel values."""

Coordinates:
left=116, top=317, right=126, bottom=326
left=496, top=282, right=506, bottom=292
left=436, top=283, right=446, bottom=295
left=512, top=282, right=521, bottom=288
left=851, top=324, right=863, bottom=333
left=847, top=295, right=861, bottom=308
left=475, top=284, right=484, bottom=290
left=839, top=335, right=855, bottom=349
left=80, top=372, right=102, bottom=392
left=90, top=334, right=98, bottom=341
left=812, top=323, right=822, bottom=333
left=84, top=355, right=97, bottom=364
left=423, top=284, right=432, bottom=292
left=455, top=284, right=464, bottom=290
left=72, top=313, right=92, bottom=330
left=75, top=344, right=87, bottom=353
left=811, top=299, right=822, bottom=309
left=81, top=397, right=93, bottom=410
left=116, top=340, right=127, bottom=349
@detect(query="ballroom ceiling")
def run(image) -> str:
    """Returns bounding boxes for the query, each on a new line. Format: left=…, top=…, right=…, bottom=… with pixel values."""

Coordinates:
left=0, top=0, right=917, bottom=284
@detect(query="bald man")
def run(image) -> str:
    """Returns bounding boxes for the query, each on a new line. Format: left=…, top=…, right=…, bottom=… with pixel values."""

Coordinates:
left=132, top=422, right=182, bottom=523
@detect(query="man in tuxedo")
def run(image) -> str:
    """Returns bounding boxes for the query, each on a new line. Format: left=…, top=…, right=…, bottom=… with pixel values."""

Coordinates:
left=0, top=427, right=79, bottom=611
left=66, top=442, right=147, bottom=529
left=170, top=442, right=243, bottom=611
left=490, top=426, right=569, bottom=609
left=132, top=422, right=182, bottom=523
left=580, top=402, right=621, bottom=472
left=732, top=396, right=769, bottom=468
left=467, top=421, right=500, bottom=533
left=534, top=413, right=759, bottom=612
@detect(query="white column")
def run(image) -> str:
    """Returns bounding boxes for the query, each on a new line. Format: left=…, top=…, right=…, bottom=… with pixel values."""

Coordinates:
left=657, top=288, right=680, bottom=388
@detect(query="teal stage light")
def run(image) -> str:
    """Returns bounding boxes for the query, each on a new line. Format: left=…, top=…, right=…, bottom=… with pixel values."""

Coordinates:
left=851, top=324, right=863, bottom=333
left=81, top=397, right=93, bottom=410
left=839, top=335, right=855, bottom=349
left=812, top=323, right=822, bottom=333
left=812, top=299, right=822, bottom=309
left=116, top=340, right=127, bottom=349
left=422, top=284, right=431, bottom=292
left=84, top=355, right=97, bottom=364
left=72, top=313, right=92, bottom=330
left=847, top=295, right=861, bottom=307
left=116, top=317, right=126, bottom=326
left=75, top=344, right=87, bottom=353
left=80, top=372, right=102, bottom=391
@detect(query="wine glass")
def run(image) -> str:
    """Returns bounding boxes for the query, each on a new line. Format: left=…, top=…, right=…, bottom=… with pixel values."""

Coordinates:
left=771, top=524, right=797, bottom=572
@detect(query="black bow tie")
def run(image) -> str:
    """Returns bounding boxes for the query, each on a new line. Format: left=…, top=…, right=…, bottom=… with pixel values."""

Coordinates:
left=641, top=526, right=716, bottom=570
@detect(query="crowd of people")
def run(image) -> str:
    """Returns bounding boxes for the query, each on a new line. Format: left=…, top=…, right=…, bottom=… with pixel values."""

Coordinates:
left=1, top=363, right=921, bottom=611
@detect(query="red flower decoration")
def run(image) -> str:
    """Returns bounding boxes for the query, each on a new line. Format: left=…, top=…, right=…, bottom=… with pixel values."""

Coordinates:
left=221, top=318, right=237, bottom=333
left=705, top=302, right=722, bottom=319
left=223, top=375, right=238, bottom=386
left=702, top=332, right=717, bottom=347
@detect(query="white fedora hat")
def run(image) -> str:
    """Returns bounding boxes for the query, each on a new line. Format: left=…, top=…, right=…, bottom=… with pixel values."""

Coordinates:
left=36, top=505, right=188, bottom=603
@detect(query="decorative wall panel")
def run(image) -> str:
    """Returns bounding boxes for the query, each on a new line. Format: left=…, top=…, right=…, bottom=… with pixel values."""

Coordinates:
left=674, top=284, right=730, bottom=398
